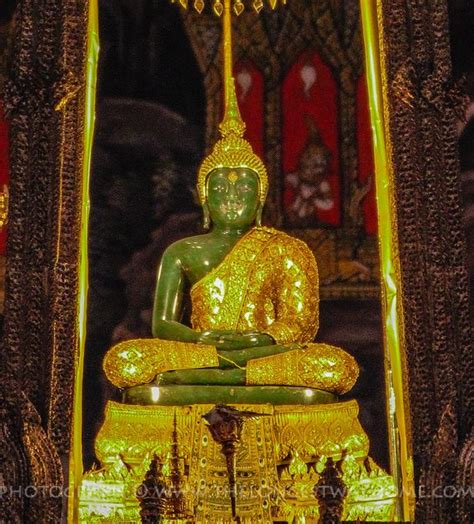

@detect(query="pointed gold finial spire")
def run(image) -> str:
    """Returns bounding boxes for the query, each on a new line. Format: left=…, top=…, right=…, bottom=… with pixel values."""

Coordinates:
left=219, top=75, right=246, bottom=138
left=220, top=0, right=245, bottom=136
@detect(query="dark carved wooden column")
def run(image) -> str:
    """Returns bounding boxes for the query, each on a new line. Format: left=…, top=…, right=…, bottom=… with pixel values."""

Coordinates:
left=379, top=1, right=473, bottom=522
left=1, top=0, right=89, bottom=521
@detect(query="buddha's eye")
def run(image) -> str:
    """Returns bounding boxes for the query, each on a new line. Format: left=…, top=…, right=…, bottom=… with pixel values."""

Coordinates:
left=239, top=183, right=253, bottom=192
left=212, top=183, right=227, bottom=192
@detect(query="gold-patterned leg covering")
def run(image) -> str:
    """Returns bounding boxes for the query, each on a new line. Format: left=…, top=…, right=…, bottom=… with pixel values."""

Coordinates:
left=79, top=400, right=396, bottom=523
left=103, top=339, right=219, bottom=388
left=246, top=343, right=359, bottom=394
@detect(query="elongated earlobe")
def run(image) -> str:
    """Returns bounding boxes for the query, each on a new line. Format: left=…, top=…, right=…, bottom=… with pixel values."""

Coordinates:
left=202, top=204, right=210, bottom=230
left=255, top=205, right=263, bottom=227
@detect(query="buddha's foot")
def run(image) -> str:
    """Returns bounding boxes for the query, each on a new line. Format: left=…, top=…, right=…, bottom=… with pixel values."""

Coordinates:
left=155, top=368, right=246, bottom=386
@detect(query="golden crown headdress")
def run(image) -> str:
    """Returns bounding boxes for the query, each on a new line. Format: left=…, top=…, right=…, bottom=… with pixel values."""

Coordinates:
left=197, top=77, right=268, bottom=206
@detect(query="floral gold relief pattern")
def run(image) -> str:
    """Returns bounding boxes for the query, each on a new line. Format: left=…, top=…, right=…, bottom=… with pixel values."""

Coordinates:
left=191, top=226, right=319, bottom=342
left=103, top=339, right=219, bottom=388
left=246, top=343, right=359, bottom=394
left=79, top=400, right=396, bottom=522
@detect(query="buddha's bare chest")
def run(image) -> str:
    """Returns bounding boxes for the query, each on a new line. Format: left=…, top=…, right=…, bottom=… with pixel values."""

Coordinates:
left=178, top=240, right=237, bottom=285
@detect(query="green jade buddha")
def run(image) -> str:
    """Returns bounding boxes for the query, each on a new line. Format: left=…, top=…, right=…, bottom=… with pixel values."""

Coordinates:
left=103, top=80, right=359, bottom=404
left=85, top=6, right=397, bottom=522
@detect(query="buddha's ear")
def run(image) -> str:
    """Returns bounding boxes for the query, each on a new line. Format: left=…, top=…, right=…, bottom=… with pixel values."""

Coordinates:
left=255, top=204, right=263, bottom=227
left=202, top=203, right=211, bottom=230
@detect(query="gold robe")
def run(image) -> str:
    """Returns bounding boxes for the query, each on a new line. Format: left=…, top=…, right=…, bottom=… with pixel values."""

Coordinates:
left=104, top=227, right=358, bottom=393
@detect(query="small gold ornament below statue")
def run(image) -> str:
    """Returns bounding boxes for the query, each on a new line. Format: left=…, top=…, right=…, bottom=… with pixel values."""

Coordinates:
left=203, top=404, right=267, bottom=522
left=79, top=1, right=396, bottom=521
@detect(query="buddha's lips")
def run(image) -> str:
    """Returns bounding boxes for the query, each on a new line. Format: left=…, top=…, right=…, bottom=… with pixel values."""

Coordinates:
left=220, top=202, right=245, bottom=214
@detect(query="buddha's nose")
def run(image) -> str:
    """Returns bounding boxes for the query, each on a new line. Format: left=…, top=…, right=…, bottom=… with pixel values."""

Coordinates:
left=227, top=183, right=238, bottom=201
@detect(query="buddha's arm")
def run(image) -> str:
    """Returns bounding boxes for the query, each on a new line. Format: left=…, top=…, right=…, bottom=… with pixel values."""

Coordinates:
left=262, top=238, right=320, bottom=345
left=152, top=246, right=201, bottom=342
left=199, top=330, right=274, bottom=349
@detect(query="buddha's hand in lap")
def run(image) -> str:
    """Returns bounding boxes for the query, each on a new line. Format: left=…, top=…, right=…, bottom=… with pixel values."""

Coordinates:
left=198, top=330, right=274, bottom=350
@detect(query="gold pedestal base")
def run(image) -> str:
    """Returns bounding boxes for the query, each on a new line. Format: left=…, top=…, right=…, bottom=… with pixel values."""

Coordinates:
left=79, top=400, right=396, bottom=523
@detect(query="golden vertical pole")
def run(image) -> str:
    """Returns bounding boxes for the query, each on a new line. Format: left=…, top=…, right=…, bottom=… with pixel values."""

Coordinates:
left=222, top=0, right=234, bottom=115
left=223, top=0, right=233, bottom=88
left=68, top=0, right=99, bottom=521
left=360, top=1, right=414, bottom=521
left=218, top=0, right=245, bottom=135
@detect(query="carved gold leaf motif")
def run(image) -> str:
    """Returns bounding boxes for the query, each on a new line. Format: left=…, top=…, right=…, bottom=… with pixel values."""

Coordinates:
left=79, top=400, right=396, bottom=522
left=213, top=0, right=224, bottom=16
left=194, top=0, right=205, bottom=13
left=233, top=0, right=245, bottom=15
left=253, top=0, right=264, bottom=13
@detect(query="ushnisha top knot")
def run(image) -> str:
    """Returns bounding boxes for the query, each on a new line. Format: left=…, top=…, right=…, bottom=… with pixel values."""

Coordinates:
left=197, top=77, right=268, bottom=206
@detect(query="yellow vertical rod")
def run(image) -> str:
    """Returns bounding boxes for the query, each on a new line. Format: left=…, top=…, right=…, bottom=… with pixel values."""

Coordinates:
left=360, top=1, right=414, bottom=521
left=68, top=0, right=99, bottom=521
left=222, top=0, right=233, bottom=112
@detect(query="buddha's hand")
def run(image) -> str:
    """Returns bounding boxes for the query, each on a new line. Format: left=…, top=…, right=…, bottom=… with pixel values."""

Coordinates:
left=198, top=330, right=274, bottom=350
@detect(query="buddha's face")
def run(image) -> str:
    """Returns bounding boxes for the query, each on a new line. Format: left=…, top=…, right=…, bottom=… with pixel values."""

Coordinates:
left=206, top=167, right=260, bottom=229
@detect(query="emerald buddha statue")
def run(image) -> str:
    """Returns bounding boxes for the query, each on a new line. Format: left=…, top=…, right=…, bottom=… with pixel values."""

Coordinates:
left=103, top=78, right=359, bottom=398
left=81, top=6, right=398, bottom=521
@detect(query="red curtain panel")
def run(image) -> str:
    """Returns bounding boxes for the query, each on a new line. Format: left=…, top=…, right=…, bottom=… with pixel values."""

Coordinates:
left=234, top=60, right=264, bottom=159
left=282, top=51, right=341, bottom=227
